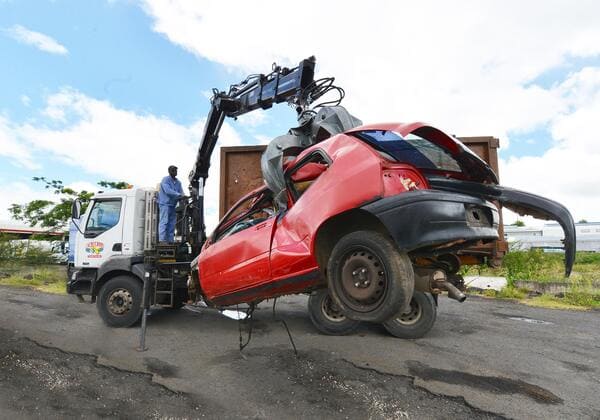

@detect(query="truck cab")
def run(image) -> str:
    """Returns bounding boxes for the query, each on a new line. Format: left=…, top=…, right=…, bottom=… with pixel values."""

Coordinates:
left=68, top=187, right=190, bottom=326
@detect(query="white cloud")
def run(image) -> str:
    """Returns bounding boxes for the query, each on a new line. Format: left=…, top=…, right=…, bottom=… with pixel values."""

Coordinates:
left=20, top=95, right=31, bottom=106
left=253, top=134, right=271, bottom=145
left=235, top=109, right=267, bottom=128
left=5, top=24, right=68, bottom=55
left=0, top=88, right=241, bottom=231
left=501, top=67, right=600, bottom=222
left=141, top=0, right=600, bottom=222
left=0, top=181, right=55, bottom=221
left=67, top=181, right=100, bottom=194
left=0, top=115, right=39, bottom=169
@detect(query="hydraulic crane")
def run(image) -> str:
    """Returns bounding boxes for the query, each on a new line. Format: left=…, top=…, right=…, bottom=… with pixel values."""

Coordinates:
left=187, top=57, right=317, bottom=253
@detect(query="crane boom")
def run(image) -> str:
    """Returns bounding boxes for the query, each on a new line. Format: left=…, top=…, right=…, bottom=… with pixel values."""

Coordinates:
left=187, top=57, right=316, bottom=251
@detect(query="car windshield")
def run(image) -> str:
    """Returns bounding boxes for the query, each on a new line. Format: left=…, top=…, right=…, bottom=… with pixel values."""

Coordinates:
left=213, top=190, right=274, bottom=241
left=353, top=130, right=462, bottom=173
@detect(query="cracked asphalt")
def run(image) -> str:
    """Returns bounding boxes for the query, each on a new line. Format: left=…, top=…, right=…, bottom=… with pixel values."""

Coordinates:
left=1, top=285, right=599, bottom=419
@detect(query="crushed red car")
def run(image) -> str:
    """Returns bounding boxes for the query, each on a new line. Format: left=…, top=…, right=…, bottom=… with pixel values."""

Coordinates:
left=194, top=120, right=575, bottom=338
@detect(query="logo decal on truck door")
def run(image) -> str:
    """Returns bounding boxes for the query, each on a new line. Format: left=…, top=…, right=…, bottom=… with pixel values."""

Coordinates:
left=85, top=242, right=104, bottom=258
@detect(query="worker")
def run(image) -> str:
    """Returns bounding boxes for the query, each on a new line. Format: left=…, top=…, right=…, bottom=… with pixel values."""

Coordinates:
left=158, top=165, right=184, bottom=243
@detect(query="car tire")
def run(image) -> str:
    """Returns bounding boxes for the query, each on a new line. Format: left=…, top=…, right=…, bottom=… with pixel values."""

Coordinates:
left=308, top=289, right=360, bottom=335
left=382, top=292, right=437, bottom=339
left=97, top=275, right=143, bottom=327
left=327, top=230, right=414, bottom=323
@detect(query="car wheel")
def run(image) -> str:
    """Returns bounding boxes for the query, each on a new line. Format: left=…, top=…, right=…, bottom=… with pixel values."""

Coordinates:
left=308, top=289, right=360, bottom=335
left=327, top=230, right=414, bottom=323
left=97, top=275, right=143, bottom=327
left=382, top=292, right=437, bottom=339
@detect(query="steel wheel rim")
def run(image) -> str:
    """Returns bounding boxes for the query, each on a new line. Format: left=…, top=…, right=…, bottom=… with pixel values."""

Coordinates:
left=107, top=288, right=133, bottom=316
left=395, top=298, right=422, bottom=325
left=338, top=246, right=387, bottom=313
left=321, top=294, right=346, bottom=323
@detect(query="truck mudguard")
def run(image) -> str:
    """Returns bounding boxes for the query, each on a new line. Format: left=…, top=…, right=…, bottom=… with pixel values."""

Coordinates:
left=92, top=255, right=145, bottom=294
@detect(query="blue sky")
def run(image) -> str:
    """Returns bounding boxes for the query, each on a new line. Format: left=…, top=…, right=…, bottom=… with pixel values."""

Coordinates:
left=0, top=1, right=296, bottom=190
left=1, top=1, right=599, bottom=227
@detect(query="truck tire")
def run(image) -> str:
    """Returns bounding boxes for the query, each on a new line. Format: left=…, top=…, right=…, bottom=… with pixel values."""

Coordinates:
left=308, top=289, right=360, bottom=335
left=97, top=275, right=143, bottom=327
left=327, top=230, right=414, bottom=323
left=382, top=292, right=436, bottom=339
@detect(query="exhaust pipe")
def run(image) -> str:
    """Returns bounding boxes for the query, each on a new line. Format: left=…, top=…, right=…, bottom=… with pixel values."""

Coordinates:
left=440, top=280, right=467, bottom=302
left=414, top=268, right=467, bottom=302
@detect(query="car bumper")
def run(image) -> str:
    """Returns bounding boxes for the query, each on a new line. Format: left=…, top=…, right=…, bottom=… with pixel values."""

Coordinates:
left=362, top=190, right=499, bottom=255
left=427, top=177, right=576, bottom=276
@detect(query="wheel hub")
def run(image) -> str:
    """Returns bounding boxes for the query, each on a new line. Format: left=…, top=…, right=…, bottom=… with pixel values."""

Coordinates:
left=352, top=267, right=371, bottom=287
left=107, top=288, right=133, bottom=315
left=340, top=249, right=386, bottom=309
left=396, top=299, right=422, bottom=325
left=321, top=295, right=346, bottom=323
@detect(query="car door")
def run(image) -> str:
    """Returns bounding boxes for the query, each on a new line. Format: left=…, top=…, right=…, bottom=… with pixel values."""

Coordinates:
left=76, top=198, right=124, bottom=268
left=199, top=189, right=276, bottom=300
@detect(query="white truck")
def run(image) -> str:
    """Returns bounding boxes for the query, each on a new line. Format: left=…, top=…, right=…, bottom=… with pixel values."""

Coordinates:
left=68, top=187, right=191, bottom=327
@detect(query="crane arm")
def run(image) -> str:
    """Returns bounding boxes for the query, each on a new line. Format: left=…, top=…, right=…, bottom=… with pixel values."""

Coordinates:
left=187, top=57, right=316, bottom=251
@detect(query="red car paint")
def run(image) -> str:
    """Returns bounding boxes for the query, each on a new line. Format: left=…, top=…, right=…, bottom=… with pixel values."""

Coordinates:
left=196, top=123, right=489, bottom=306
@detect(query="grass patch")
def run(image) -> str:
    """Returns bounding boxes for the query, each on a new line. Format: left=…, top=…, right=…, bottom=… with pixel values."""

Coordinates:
left=523, top=294, right=591, bottom=311
left=468, top=285, right=600, bottom=310
left=496, top=287, right=528, bottom=299
left=0, top=265, right=66, bottom=295
left=470, top=286, right=527, bottom=300
left=462, top=250, right=600, bottom=285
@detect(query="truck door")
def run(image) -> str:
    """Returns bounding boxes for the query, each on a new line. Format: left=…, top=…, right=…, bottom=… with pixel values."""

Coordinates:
left=76, top=198, right=125, bottom=268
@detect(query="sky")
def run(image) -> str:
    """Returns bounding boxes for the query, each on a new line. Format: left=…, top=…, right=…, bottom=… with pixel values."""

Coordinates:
left=1, top=0, right=599, bottom=231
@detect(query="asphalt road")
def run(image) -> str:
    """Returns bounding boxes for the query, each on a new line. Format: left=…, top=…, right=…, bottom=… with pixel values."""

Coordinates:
left=0, top=286, right=599, bottom=419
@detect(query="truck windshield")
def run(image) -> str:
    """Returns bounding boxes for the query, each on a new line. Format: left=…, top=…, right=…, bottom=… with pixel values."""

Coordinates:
left=353, top=130, right=462, bottom=173
left=86, top=199, right=122, bottom=233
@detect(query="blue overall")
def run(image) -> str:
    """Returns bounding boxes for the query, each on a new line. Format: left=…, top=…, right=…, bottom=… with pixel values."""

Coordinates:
left=158, top=176, right=183, bottom=242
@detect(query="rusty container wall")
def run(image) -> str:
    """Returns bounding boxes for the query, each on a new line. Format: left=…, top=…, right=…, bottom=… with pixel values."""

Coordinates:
left=458, top=136, right=508, bottom=265
left=220, top=136, right=508, bottom=265
left=219, top=146, right=267, bottom=218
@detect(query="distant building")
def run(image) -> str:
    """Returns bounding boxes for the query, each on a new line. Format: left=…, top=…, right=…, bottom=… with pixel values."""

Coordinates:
left=0, top=220, right=65, bottom=239
left=504, top=222, right=600, bottom=252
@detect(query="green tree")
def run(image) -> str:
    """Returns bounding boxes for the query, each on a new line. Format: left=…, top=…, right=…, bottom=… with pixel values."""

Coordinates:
left=8, top=177, right=129, bottom=230
left=578, top=219, right=588, bottom=224
left=513, top=220, right=525, bottom=227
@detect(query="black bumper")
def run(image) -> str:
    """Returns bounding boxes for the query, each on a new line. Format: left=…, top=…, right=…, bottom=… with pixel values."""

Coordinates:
left=67, top=267, right=96, bottom=295
left=427, top=178, right=576, bottom=276
left=362, top=190, right=499, bottom=255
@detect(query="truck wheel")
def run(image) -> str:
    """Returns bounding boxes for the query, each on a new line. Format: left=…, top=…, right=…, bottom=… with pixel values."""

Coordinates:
left=327, top=231, right=414, bottom=323
left=97, top=275, right=143, bottom=327
left=308, top=289, right=360, bottom=335
left=382, top=292, right=436, bottom=339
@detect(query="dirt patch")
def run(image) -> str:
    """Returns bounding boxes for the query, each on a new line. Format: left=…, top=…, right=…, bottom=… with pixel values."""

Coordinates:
left=0, top=328, right=216, bottom=419
left=144, top=357, right=180, bottom=378
left=561, top=360, right=595, bottom=373
left=222, top=346, right=503, bottom=419
left=406, top=361, right=563, bottom=404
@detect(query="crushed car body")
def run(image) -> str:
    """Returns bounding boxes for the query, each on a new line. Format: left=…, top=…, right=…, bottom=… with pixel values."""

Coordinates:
left=194, top=118, right=575, bottom=336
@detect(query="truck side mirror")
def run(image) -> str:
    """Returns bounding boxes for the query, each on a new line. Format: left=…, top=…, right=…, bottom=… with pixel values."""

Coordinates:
left=71, top=199, right=82, bottom=219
